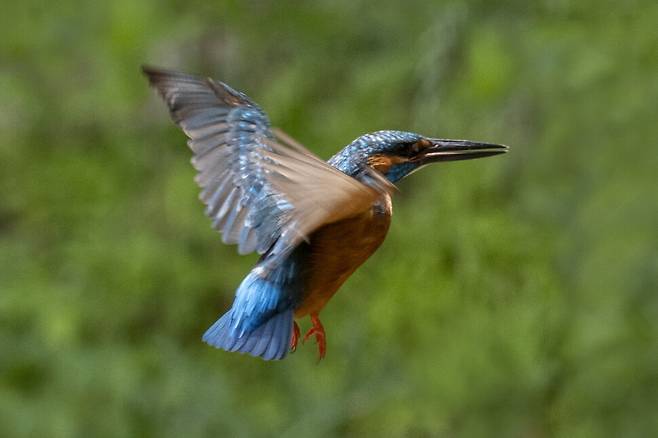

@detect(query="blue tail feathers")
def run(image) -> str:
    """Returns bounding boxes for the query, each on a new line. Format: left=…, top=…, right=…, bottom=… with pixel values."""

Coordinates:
left=202, top=307, right=293, bottom=360
left=202, top=261, right=300, bottom=361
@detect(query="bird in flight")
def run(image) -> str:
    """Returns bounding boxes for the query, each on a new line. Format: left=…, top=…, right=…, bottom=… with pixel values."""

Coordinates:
left=143, top=66, right=508, bottom=361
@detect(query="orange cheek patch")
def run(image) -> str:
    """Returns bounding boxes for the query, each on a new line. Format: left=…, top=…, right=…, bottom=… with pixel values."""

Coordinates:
left=367, top=154, right=408, bottom=173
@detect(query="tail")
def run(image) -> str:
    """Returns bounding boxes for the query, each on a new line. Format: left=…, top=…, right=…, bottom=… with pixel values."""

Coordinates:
left=202, top=265, right=299, bottom=361
left=202, top=308, right=293, bottom=360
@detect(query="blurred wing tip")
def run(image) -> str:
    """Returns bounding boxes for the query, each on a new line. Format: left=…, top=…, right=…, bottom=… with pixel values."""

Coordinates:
left=141, top=65, right=205, bottom=88
left=141, top=64, right=160, bottom=75
left=142, top=64, right=184, bottom=76
left=141, top=65, right=175, bottom=82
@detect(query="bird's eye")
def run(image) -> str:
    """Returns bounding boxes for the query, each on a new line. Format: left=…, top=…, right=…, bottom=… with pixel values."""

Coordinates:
left=407, top=142, right=420, bottom=155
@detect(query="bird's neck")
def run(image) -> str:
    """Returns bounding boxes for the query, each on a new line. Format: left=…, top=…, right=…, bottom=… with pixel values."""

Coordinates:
left=327, top=143, right=366, bottom=177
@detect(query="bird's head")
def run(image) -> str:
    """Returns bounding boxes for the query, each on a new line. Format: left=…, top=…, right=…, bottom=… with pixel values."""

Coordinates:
left=330, top=130, right=508, bottom=183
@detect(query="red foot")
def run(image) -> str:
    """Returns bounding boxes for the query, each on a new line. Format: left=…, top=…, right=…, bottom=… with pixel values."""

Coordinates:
left=290, top=321, right=301, bottom=352
left=302, top=313, right=326, bottom=360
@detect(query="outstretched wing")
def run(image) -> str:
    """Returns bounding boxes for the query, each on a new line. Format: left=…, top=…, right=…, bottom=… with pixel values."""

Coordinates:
left=143, top=66, right=394, bottom=257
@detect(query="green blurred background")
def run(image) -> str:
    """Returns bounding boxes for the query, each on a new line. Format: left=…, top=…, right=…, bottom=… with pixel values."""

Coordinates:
left=2, top=1, right=657, bottom=437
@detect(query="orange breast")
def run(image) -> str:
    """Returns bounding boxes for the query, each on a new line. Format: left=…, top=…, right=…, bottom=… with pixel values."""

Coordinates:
left=294, top=195, right=392, bottom=317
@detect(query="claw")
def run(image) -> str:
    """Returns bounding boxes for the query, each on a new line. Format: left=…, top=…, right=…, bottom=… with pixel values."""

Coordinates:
left=302, top=313, right=326, bottom=360
left=290, top=321, right=301, bottom=352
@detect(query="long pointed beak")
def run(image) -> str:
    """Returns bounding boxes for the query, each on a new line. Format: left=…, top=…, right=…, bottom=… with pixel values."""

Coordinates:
left=419, top=139, right=509, bottom=163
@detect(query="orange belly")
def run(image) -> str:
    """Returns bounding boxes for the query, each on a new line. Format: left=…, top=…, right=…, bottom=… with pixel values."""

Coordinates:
left=294, top=196, right=392, bottom=317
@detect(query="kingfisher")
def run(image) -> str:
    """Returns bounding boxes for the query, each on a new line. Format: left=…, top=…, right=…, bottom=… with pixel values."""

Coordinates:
left=143, top=66, right=508, bottom=361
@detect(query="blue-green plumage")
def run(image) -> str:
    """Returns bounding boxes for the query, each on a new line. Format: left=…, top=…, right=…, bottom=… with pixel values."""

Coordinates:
left=144, top=66, right=508, bottom=361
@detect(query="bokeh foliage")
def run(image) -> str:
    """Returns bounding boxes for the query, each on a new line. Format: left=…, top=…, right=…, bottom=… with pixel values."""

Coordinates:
left=1, top=1, right=657, bottom=437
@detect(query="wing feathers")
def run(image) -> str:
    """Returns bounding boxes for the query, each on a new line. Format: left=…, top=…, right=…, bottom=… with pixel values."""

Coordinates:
left=144, top=66, right=393, bottom=259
